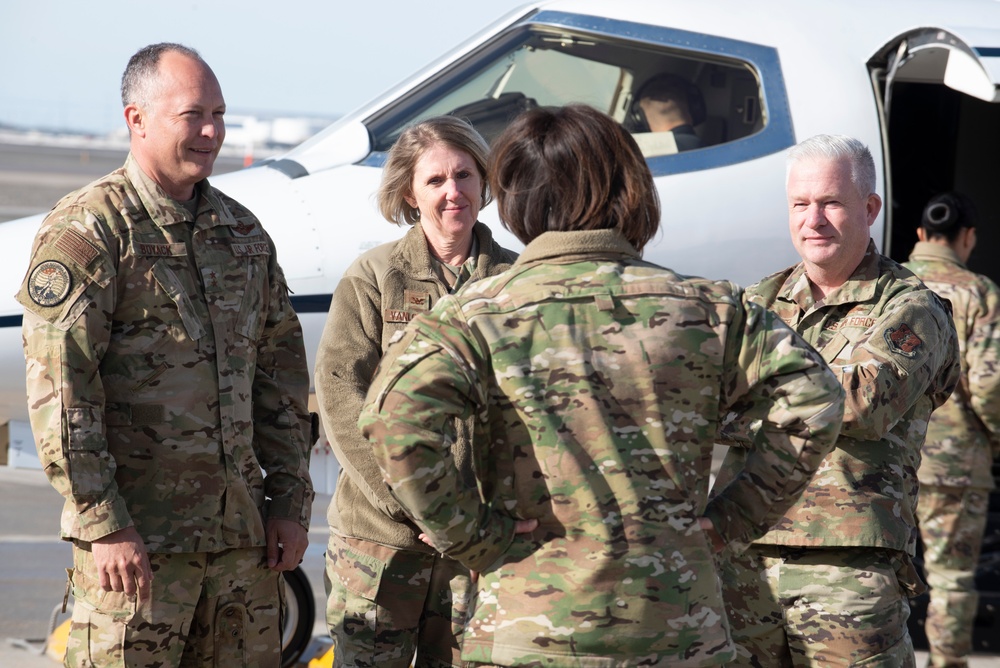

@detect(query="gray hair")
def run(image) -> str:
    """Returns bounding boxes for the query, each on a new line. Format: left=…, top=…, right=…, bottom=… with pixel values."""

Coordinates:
left=787, top=134, right=877, bottom=197
left=121, top=42, right=203, bottom=110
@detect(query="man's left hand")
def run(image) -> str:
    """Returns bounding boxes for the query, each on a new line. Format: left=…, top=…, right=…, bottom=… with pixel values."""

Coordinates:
left=265, top=518, right=308, bottom=571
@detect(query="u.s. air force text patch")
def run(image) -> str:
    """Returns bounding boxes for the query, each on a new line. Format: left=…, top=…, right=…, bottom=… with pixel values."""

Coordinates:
left=27, top=260, right=72, bottom=306
left=884, top=323, right=922, bottom=358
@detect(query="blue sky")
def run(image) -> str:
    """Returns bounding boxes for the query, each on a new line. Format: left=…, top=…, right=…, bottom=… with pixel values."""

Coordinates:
left=0, top=0, right=535, bottom=134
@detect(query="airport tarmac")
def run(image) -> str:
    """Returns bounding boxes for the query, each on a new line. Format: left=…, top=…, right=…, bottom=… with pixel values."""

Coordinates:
left=0, top=137, right=249, bottom=224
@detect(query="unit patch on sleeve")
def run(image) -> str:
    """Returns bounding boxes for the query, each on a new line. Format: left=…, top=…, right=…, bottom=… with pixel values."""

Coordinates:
left=27, top=260, right=72, bottom=307
left=884, top=323, right=922, bottom=358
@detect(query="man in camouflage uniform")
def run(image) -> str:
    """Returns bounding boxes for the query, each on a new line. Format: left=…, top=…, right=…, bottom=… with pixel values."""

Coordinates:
left=358, top=105, right=846, bottom=666
left=17, top=43, right=313, bottom=667
left=713, top=134, right=961, bottom=667
left=904, top=192, right=1000, bottom=668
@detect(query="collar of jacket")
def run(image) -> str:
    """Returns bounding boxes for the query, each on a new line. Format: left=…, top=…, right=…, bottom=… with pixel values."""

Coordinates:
left=908, top=240, right=965, bottom=268
left=391, top=221, right=507, bottom=281
left=123, top=153, right=236, bottom=232
left=778, top=238, right=883, bottom=310
left=515, top=229, right=639, bottom=266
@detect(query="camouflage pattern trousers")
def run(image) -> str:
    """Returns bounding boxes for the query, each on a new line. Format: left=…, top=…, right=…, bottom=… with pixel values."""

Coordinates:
left=65, top=544, right=283, bottom=667
left=917, top=485, right=990, bottom=668
left=324, top=533, right=472, bottom=668
left=719, top=545, right=921, bottom=667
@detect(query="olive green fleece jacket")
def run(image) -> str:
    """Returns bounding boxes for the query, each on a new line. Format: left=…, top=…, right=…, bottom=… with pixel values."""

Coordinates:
left=315, top=222, right=517, bottom=549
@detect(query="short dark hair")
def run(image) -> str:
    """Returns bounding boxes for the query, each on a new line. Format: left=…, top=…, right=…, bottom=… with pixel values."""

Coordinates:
left=488, top=105, right=660, bottom=251
left=378, top=116, right=492, bottom=226
left=121, top=42, right=203, bottom=109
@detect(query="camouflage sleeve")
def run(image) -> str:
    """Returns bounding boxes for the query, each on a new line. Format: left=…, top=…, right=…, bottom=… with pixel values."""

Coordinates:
left=314, top=269, right=408, bottom=520
left=837, top=291, right=959, bottom=440
left=359, top=298, right=516, bottom=572
left=251, top=244, right=314, bottom=528
left=966, top=277, right=1000, bottom=452
left=16, top=208, right=132, bottom=541
left=705, top=298, right=844, bottom=552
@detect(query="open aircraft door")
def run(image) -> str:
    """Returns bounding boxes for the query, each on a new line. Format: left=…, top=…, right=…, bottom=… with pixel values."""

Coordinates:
left=869, top=27, right=1000, bottom=654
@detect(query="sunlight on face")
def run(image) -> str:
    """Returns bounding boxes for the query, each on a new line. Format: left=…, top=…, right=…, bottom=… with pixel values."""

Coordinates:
left=405, top=143, right=482, bottom=255
left=787, top=156, right=879, bottom=283
left=132, top=51, right=226, bottom=200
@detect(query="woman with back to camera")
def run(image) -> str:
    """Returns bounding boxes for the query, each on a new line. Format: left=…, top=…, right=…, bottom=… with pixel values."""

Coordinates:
left=904, top=192, right=1000, bottom=668
left=357, top=104, right=846, bottom=666
left=314, top=115, right=517, bottom=667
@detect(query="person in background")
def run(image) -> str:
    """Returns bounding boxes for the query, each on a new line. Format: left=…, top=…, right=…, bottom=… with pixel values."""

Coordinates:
left=629, top=72, right=704, bottom=151
left=358, top=104, right=846, bottom=666
left=714, top=134, right=960, bottom=667
left=314, top=115, right=517, bottom=667
left=904, top=192, right=1000, bottom=668
left=17, top=42, right=313, bottom=667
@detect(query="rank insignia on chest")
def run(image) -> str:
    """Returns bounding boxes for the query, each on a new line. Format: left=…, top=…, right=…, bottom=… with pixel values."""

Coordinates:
left=232, top=220, right=257, bottom=236
left=27, top=260, right=72, bottom=307
left=884, top=323, right=922, bottom=357
left=404, top=290, right=431, bottom=311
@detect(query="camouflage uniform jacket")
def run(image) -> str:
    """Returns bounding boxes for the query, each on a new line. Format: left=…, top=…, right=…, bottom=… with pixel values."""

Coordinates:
left=716, top=241, right=960, bottom=555
left=315, top=222, right=516, bottom=550
left=17, top=154, right=314, bottom=553
left=905, top=241, right=1000, bottom=489
left=360, top=229, right=845, bottom=666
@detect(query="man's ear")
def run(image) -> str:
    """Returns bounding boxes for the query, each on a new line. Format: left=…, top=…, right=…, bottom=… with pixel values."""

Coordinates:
left=124, top=104, right=145, bottom=137
left=865, top=193, right=883, bottom=227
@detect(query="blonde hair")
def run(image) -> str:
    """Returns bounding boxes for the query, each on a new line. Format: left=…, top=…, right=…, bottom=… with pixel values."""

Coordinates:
left=378, top=116, right=492, bottom=226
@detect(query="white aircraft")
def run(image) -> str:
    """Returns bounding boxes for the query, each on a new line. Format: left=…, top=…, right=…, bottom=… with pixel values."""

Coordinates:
left=3, top=0, right=1000, bottom=661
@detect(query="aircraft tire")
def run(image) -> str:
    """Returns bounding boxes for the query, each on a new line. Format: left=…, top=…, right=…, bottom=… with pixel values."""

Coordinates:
left=281, top=566, right=316, bottom=668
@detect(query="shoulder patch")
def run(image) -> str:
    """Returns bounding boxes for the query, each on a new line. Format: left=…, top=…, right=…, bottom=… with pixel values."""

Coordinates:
left=27, top=260, right=72, bottom=307
left=884, top=323, right=922, bottom=358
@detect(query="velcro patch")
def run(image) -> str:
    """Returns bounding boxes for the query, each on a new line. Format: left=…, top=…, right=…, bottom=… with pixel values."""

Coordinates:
left=827, top=315, right=876, bottom=331
left=232, top=220, right=257, bottom=237
left=403, top=290, right=430, bottom=311
left=385, top=309, right=416, bottom=323
left=27, top=260, right=72, bottom=307
left=884, top=323, right=922, bottom=358
left=231, top=241, right=271, bottom=257
left=134, top=241, right=187, bottom=257
left=54, top=229, right=99, bottom=267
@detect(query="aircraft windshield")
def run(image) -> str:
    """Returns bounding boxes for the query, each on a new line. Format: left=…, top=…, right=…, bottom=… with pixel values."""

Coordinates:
left=367, top=23, right=766, bottom=160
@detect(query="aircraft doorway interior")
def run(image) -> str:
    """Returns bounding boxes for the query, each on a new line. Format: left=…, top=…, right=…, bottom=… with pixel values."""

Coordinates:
left=878, top=69, right=1000, bottom=653
left=885, top=81, right=1000, bottom=286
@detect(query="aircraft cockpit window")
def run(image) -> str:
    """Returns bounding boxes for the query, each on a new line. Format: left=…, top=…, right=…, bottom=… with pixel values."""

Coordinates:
left=364, top=12, right=794, bottom=176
